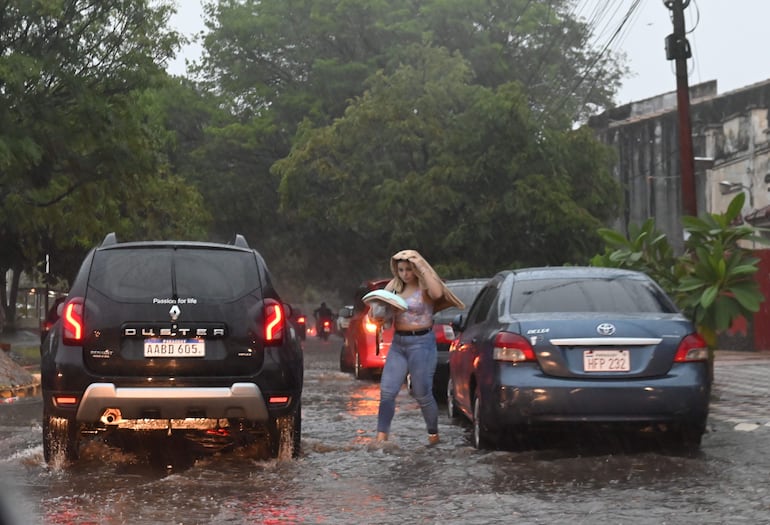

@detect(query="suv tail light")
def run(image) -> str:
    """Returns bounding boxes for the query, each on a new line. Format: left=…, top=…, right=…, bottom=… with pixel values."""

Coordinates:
left=492, top=331, right=536, bottom=363
left=264, top=299, right=285, bottom=344
left=674, top=333, right=709, bottom=362
left=62, top=298, right=85, bottom=345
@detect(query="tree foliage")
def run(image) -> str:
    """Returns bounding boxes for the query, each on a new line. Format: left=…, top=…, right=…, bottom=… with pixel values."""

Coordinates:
left=0, top=1, right=210, bottom=328
left=0, top=0, right=632, bottom=319
left=274, top=45, right=620, bottom=277
left=197, top=0, right=623, bottom=124
left=188, top=0, right=626, bottom=293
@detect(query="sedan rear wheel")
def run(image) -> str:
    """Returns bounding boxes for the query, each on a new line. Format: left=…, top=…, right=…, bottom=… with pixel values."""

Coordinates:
left=339, top=345, right=352, bottom=372
left=473, top=390, right=495, bottom=450
left=674, top=421, right=705, bottom=450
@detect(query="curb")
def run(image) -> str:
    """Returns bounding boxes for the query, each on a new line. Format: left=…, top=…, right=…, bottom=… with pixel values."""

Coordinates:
left=714, top=350, right=770, bottom=365
left=0, top=380, right=41, bottom=403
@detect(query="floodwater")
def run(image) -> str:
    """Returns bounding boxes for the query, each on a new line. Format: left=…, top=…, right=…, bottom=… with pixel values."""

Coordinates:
left=2, top=336, right=769, bottom=524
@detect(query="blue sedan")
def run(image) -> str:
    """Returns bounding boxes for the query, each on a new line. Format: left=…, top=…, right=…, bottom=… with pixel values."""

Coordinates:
left=446, top=266, right=711, bottom=450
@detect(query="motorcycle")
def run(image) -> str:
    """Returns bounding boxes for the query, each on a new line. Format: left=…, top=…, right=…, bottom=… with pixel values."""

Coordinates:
left=318, top=318, right=333, bottom=341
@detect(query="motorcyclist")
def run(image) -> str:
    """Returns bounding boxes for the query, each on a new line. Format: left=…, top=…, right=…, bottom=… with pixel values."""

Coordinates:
left=314, top=302, right=334, bottom=338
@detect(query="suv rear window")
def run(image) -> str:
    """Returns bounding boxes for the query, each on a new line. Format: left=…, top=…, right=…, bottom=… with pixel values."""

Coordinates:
left=88, top=248, right=261, bottom=302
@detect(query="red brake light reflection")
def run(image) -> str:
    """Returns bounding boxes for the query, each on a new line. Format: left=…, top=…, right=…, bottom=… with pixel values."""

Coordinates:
left=62, top=299, right=84, bottom=345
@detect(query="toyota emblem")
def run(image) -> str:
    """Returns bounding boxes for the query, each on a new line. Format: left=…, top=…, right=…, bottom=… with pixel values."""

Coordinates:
left=596, top=323, right=616, bottom=336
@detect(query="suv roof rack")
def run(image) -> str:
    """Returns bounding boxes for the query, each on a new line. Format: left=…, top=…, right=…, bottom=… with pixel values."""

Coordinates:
left=232, top=234, right=249, bottom=248
left=101, top=232, right=118, bottom=246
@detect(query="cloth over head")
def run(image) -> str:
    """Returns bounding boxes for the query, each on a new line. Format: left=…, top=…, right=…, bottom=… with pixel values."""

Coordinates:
left=386, top=249, right=465, bottom=313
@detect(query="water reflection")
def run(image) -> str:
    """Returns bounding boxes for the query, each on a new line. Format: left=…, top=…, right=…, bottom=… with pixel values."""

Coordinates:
left=3, top=337, right=770, bottom=524
left=345, top=383, right=380, bottom=417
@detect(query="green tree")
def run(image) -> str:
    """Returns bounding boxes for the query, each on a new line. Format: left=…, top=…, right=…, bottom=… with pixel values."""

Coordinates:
left=274, top=45, right=620, bottom=280
left=197, top=0, right=623, bottom=126
left=191, top=0, right=627, bottom=295
left=0, top=1, right=209, bottom=330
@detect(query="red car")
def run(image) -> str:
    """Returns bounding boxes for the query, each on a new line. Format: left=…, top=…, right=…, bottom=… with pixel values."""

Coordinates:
left=339, top=279, right=394, bottom=379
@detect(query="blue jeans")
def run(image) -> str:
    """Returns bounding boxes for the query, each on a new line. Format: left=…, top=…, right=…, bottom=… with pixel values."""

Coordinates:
left=377, top=331, right=438, bottom=435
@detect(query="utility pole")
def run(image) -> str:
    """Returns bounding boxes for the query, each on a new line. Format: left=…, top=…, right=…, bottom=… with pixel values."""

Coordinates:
left=664, top=0, right=697, bottom=217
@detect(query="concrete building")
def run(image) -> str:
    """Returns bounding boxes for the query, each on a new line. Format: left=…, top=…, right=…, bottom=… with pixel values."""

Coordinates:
left=588, top=80, right=770, bottom=351
left=588, top=79, right=770, bottom=248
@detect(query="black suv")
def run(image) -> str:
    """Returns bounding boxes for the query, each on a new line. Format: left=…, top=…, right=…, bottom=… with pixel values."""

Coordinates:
left=40, top=233, right=303, bottom=463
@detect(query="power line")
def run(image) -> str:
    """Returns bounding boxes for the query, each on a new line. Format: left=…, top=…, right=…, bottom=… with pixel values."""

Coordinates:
left=538, top=0, right=644, bottom=124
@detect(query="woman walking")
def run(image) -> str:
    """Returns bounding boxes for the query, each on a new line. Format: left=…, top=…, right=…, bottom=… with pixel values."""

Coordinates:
left=375, top=249, right=463, bottom=446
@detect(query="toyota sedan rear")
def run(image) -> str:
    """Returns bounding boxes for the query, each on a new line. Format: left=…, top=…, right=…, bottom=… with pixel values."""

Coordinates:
left=447, top=267, right=711, bottom=450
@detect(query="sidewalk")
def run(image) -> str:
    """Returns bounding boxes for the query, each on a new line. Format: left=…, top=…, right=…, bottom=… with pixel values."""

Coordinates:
left=0, top=318, right=42, bottom=401
left=713, top=349, right=770, bottom=365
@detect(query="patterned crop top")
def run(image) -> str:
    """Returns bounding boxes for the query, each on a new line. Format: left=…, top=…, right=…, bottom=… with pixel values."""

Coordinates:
left=395, top=289, right=434, bottom=327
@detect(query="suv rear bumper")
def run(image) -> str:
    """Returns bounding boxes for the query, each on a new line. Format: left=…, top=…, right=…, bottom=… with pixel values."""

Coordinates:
left=74, top=382, right=270, bottom=422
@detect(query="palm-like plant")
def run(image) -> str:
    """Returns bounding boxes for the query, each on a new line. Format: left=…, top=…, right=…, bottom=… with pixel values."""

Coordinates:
left=675, top=193, right=766, bottom=348
left=590, top=217, right=679, bottom=292
left=591, top=193, right=767, bottom=350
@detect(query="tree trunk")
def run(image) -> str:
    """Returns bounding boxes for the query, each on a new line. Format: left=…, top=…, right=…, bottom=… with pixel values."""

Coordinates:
left=5, top=268, right=22, bottom=333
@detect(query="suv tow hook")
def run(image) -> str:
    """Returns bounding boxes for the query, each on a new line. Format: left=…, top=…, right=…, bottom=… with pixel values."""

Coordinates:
left=100, top=408, right=122, bottom=425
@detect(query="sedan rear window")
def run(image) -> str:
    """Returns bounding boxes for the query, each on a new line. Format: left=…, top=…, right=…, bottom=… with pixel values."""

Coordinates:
left=510, top=277, right=678, bottom=314
left=433, top=280, right=487, bottom=323
left=88, top=248, right=261, bottom=302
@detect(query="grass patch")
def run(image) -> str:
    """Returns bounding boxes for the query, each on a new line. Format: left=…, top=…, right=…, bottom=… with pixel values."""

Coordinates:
left=10, top=345, right=40, bottom=367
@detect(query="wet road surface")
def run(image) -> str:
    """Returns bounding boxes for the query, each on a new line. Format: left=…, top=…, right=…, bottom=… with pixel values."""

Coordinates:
left=2, top=336, right=770, bottom=524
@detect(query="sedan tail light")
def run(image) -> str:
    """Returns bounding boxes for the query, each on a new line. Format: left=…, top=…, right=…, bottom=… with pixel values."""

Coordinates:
left=674, top=333, right=709, bottom=362
left=62, top=298, right=85, bottom=346
left=264, top=299, right=285, bottom=344
left=493, top=332, right=536, bottom=363
left=435, top=324, right=455, bottom=345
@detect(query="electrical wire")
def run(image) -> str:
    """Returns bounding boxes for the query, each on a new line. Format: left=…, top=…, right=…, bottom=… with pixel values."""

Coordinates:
left=538, top=0, right=644, bottom=124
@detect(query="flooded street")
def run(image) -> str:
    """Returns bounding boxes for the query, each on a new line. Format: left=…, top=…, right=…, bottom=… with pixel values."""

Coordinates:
left=2, top=336, right=770, bottom=524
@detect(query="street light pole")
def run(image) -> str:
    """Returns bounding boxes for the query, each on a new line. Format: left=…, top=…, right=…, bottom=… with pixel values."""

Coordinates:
left=664, top=0, right=697, bottom=217
left=44, top=253, right=50, bottom=315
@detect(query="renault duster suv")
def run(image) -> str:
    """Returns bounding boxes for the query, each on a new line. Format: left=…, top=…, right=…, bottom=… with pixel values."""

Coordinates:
left=40, top=233, right=303, bottom=463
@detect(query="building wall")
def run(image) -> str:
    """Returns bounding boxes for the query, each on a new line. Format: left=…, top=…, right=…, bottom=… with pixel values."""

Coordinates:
left=705, top=108, right=770, bottom=228
left=589, top=79, right=770, bottom=251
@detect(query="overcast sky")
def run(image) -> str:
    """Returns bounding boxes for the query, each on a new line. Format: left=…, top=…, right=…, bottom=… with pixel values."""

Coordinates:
left=168, top=0, right=770, bottom=106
